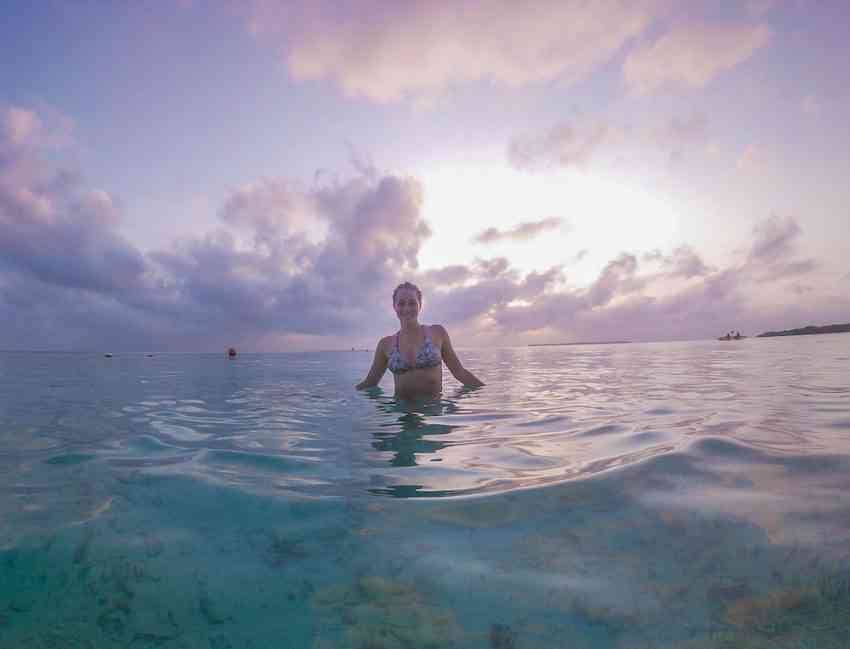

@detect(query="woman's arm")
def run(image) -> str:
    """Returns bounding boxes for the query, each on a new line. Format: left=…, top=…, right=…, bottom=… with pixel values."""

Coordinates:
left=435, top=325, right=484, bottom=387
left=355, top=339, right=389, bottom=389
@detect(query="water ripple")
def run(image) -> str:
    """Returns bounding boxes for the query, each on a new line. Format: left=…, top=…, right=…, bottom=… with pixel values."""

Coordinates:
left=0, top=337, right=848, bottom=505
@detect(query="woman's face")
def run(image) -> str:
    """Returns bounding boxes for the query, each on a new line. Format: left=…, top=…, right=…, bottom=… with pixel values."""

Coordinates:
left=393, top=289, right=421, bottom=322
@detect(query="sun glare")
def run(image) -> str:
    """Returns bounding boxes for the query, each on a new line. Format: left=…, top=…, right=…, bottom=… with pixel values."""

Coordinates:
left=417, top=164, right=680, bottom=287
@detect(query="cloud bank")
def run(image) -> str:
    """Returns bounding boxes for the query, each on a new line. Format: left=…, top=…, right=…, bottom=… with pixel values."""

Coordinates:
left=1, top=105, right=845, bottom=351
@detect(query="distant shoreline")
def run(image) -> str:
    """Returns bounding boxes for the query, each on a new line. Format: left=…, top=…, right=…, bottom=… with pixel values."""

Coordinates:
left=528, top=340, right=631, bottom=347
left=757, top=323, right=850, bottom=338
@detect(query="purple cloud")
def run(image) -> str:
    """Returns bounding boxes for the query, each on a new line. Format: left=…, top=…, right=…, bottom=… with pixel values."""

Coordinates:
left=587, top=253, right=642, bottom=307
left=424, top=275, right=528, bottom=325
left=0, top=106, right=433, bottom=348
left=748, top=214, right=801, bottom=262
left=508, top=112, right=710, bottom=171
left=756, top=259, right=818, bottom=282
left=472, top=217, right=564, bottom=244
left=743, top=215, right=818, bottom=282
left=429, top=214, right=840, bottom=343
left=644, top=245, right=712, bottom=279
left=421, top=265, right=473, bottom=287
left=149, top=173, right=431, bottom=338
left=0, top=107, right=148, bottom=296
left=508, top=123, right=611, bottom=171
left=1, top=106, right=844, bottom=351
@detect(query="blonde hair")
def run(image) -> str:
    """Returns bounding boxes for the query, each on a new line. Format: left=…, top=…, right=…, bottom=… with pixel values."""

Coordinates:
left=392, top=281, right=422, bottom=304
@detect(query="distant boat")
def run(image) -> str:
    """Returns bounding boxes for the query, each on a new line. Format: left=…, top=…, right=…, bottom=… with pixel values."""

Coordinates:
left=227, top=347, right=237, bottom=358
left=718, top=333, right=746, bottom=341
left=104, top=353, right=113, bottom=358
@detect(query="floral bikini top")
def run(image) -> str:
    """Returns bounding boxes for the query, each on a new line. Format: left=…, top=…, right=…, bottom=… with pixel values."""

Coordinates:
left=387, top=325, right=442, bottom=374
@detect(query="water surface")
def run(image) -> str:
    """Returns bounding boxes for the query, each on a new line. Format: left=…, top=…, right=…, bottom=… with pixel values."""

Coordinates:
left=1, top=336, right=849, bottom=647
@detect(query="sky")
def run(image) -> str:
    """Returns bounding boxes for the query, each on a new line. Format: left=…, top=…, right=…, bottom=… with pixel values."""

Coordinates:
left=1, top=0, right=849, bottom=351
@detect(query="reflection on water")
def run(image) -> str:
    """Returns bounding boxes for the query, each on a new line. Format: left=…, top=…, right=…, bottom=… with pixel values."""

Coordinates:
left=366, top=388, right=463, bottom=466
left=362, top=387, right=477, bottom=496
left=0, top=336, right=849, bottom=647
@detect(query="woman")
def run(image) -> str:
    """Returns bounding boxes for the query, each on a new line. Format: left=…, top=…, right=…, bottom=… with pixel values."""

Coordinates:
left=355, top=282, right=484, bottom=398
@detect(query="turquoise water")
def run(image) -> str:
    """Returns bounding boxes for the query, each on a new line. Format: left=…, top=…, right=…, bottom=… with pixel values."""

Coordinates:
left=1, top=336, right=850, bottom=648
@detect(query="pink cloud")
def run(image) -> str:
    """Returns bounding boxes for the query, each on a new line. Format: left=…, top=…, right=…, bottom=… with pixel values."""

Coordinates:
left=420, top=213, right=833, bottom=345
left=623, top=21, right=771, bottom=94
left=0, top=108, right=145, bottom=297
left=0, top=103, right=74, bottom=153
left=2, top=107, right=43, bottom=147
left=244, top=0, right=666, bottom=103
left=242, top=2, right=780, bottom=105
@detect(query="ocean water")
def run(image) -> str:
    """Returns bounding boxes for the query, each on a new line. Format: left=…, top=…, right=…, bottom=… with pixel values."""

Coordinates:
left=1, top=335, right=850, bottom=648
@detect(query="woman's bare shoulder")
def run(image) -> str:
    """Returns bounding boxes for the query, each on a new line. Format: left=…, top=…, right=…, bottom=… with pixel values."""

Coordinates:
left=429, top=324, right=450, bottom=342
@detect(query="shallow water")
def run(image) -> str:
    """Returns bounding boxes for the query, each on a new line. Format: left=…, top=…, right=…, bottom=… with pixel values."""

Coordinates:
left=1, top=336, right=850, bottom=648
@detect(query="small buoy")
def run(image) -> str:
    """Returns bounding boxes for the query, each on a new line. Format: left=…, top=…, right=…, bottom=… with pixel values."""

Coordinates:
left=227, top=347, right=237, bottom=358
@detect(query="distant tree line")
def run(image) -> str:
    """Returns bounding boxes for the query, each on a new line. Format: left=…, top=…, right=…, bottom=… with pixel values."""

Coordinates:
left=757, top=323, right=850, bottom=337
